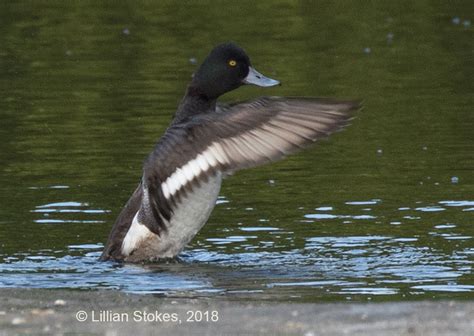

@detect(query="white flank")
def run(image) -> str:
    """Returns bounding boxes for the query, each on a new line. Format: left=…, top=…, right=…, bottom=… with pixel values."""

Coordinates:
left=125, top=173, right=223, bottom=261
left=121, top=212, right=153, bottom=256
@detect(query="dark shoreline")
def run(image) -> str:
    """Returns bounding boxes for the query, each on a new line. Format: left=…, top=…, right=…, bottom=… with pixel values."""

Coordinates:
left=0, top=288, right=472, bottom=335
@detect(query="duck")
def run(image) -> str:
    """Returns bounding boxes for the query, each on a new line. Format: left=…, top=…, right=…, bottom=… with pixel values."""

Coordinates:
left=100, top=42, right=360, bottom=262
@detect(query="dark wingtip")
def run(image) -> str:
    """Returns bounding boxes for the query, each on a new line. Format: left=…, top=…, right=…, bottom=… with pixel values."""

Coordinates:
left=332, top=98, right=362, bottom=117
left=336, top=98, right=363, bottom=112
left=350, top=99, right=364, bottom=111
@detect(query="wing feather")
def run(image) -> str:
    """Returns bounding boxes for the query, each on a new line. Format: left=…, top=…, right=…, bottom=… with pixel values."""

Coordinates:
left=140, top=96, right=360, bottom=234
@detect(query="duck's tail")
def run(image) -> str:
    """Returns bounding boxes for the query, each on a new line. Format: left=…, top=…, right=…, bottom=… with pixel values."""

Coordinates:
left=100, top=183, right=143, bottom=262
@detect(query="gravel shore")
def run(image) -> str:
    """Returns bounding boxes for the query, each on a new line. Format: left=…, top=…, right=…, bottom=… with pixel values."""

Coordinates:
left=0, top=288, right=473, bottom=335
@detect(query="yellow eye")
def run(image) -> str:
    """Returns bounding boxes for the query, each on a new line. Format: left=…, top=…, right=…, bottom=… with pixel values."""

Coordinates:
left=228, top=60, right=237, bottom=67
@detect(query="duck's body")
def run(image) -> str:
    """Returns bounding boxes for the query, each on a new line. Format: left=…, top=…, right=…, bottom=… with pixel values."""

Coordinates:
left=100, top=43, right=360, bottom=262
left=118, top=173, right=222, bottom=262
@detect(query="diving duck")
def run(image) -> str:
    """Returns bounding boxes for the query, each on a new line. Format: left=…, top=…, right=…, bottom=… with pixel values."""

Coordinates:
left=100, top=42, right=359, bottom=262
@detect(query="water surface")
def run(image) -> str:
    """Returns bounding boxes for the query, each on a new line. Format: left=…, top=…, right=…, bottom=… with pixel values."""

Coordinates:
left=0, top=1, right=473, bottom=302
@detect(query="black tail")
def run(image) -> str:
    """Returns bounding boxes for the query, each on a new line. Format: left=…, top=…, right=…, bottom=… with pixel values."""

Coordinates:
left=100, top=183, right=143, bottom=261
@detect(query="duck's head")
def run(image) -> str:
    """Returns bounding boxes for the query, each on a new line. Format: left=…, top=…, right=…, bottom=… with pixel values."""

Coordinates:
left=191, top=42, right=280, bottom=99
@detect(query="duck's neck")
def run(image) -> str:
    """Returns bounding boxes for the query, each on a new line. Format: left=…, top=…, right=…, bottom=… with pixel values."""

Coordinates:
left=172, top=86, right=217, bottom=124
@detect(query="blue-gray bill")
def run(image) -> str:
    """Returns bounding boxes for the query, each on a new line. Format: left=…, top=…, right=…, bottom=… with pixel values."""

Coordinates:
left=243, top=67, right=280, bottom=87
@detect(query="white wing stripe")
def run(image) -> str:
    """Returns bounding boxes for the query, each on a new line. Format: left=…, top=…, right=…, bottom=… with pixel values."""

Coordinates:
left=196, top=153, right=210, bottom=172
left=160, top=145, right=222, bottom=200
left=182, top=160, right=199, bottom=181
left=167, top=173, right=180, bottom=195
left=176, top=169, right=187, bottom=187
left=159, top=109, right=346, bottom=200
left=162, top=182, right=171, bottom=199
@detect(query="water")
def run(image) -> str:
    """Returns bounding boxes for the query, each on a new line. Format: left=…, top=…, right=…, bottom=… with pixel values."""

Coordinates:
left=0, top=1, right=473, bottom=302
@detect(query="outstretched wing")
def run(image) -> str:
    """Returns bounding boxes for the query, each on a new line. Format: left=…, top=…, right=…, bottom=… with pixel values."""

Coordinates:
left=141, top=97, right=360, bottom=235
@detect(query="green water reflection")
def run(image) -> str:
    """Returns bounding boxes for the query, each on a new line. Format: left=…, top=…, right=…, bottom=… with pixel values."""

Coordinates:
left=0, top=1, right=472, bottom=301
